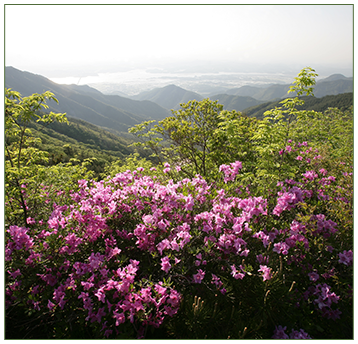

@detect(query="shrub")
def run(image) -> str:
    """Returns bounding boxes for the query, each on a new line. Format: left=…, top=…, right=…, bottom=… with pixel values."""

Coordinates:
left=5, top=146, right=353, bottom=339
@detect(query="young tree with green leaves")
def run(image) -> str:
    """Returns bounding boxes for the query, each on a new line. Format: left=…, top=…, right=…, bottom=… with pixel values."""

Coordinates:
left=210, top=109, right=258, bottom=184
left=129, top=98, right=256, bottom=181
left=5, top=89, right=91, bottom=227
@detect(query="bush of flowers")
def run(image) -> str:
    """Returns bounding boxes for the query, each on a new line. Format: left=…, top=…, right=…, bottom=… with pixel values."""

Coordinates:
left=5, top=140, right=353, bottom=339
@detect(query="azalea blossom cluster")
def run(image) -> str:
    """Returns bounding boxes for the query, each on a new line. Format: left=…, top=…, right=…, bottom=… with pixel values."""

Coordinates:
left=279, top=140, right=353, bottom=204
left=5, top=152, right=353, bottom=338
left=272, top=325, right=312, bottom=339
left=219, top=161, right=242, bottom=183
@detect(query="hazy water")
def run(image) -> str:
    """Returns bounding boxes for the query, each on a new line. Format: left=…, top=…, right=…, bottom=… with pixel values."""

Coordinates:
left=50, top=69, right=297, bottom=97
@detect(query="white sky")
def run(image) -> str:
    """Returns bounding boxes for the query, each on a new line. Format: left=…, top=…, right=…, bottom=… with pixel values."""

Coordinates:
left=4, top=3, right=354, bottom=78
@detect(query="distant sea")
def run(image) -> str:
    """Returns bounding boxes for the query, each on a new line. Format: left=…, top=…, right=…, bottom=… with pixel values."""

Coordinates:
left=50, top=69, right=298, bottom=97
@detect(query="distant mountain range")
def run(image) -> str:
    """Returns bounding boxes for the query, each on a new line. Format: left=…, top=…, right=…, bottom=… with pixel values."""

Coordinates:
left=242, top=92, right=353, bottom=120
left=128, top=73, right=352, bottom=111
left=6, top=67, right=353, bottom=135
left=209, top=94, right=264, bottom=112
left=5, top=67, right=170, bottom=135
left=221, top=74, right=353, bottom=101
left=130, top=84, right=204, bottom=110
left=129, top=84, right=266, bottom=111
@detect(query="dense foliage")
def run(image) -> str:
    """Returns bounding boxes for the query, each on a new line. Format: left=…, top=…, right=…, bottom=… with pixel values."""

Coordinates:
left=28, top=117, right=136, bottom=178
left=5, top=67, right=353, bottom=339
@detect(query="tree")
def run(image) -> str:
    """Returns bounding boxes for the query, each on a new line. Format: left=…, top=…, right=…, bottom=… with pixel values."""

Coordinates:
left=129, top=98, right=253, bottom=181
left=5, top=89, right=90, bottom=227
left=210, top=109, right=258, bottom=184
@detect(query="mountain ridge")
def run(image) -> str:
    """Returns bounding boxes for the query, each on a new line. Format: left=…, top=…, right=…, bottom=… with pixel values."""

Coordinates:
left=221, top=74, right=352, bottom=101
left=6, top=66, right=352, bottom=128
left=130, top=84, right=204, bottom=110
left=242, top=92, right=353, bottom=119
left=122, top=73, right=352, bottom=111
left=5, top=66, right=170, bottom=135
left=209, top=94, right=265, bottom=111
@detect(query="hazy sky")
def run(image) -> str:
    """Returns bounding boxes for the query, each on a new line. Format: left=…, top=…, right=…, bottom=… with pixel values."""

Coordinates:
left=5, top=4, right=353, bottom=78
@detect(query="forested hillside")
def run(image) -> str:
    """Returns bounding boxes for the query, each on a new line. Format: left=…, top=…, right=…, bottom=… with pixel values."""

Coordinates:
left=242, top=92, right=353, bottom=119
left=209, top=93, right=264, bottom=111
left=27, top=117, right=137, bottom=177
left=5, top=67, right=170, bottom=135
left=226, top=83, right=290, bottom=101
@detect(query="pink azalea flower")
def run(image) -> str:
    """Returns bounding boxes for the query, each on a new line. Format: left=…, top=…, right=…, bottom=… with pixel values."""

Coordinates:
left=113, top=310, right=126, bottom=326
left=154, top=283, right=167, bottom=295
left=338, top=250, right=353, bottom=266
left=258, top=265, right=272, bottom=281
left=303, top=170, right=318, bottom=181
left=193, top=269, right=205, bottom=283
left=273, top=242, right=290, bottom=255
left=289, top=328, right=312, bottom=339
left=272, top=325, right=289, bottom=339
left=160, top=256, right=171, bottom=273
left=211, top=274, right=223, bottom=289
left=319, top=168, right=327, bottom=175
left=308, top=272, right=319, bottom=282
left=219, top=161, right=242, bottom=183
left=26, top=217, right=36, bottom=225
left=167, top=289, right=181, bottom=307
left=47, top=300, right=55, bottom=310
left=157, top=239, right=170, bottom=255
left=231, top=264, right=245, bottom=280
left=171, top=240, right=180, bottom=251
left=8, top=269, right=21, bottom=279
